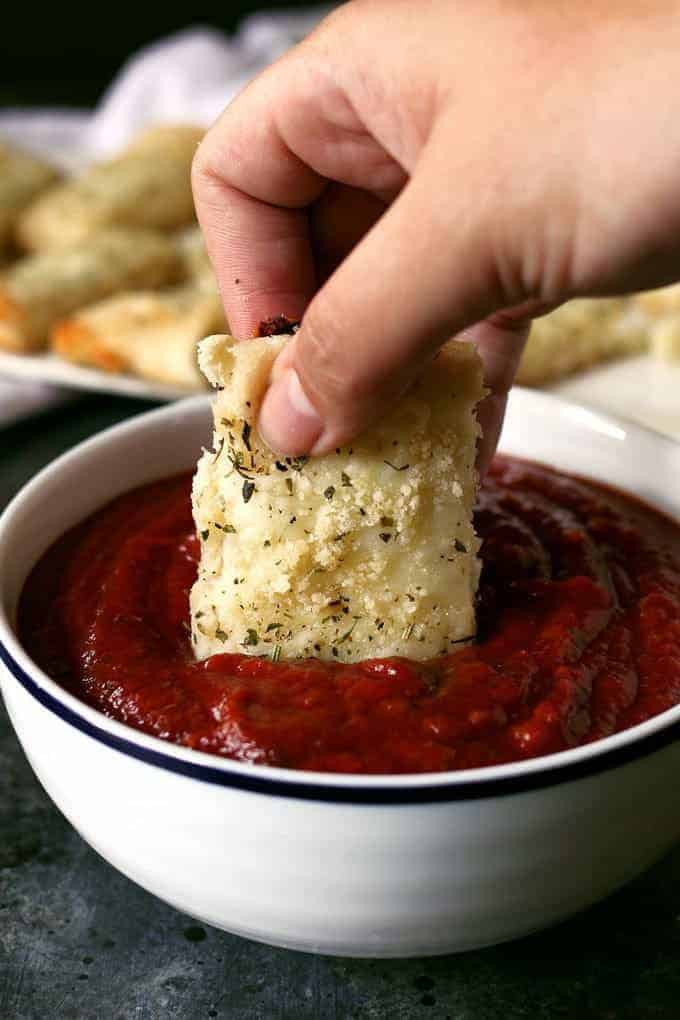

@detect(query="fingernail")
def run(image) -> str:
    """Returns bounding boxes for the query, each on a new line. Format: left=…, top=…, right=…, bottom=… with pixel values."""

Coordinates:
left=258, top=368, right=324, bottom=455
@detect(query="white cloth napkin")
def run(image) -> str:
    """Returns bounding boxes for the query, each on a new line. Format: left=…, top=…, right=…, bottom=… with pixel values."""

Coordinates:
left=0, top=8, right=334, bottom=427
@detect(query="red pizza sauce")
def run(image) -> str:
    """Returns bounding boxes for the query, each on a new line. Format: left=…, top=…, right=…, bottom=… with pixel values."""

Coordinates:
left=18, top=457, right=680, bottom=774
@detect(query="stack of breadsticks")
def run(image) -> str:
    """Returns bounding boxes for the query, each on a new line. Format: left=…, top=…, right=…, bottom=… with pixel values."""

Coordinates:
left=0, top=125, right=225, bottom=390
left=1, top=124, right=679, bottom=393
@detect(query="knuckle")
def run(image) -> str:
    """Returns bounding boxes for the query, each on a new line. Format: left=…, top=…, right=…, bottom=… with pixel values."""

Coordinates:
left=307, top=2, right=353, bottom=45
left=190, top=141, right=211, bottom=192
left=191, top=118, right=243, bottom=193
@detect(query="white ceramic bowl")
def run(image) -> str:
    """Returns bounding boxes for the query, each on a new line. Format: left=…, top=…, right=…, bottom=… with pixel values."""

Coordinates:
left=1, top=390, right=680, bottom=959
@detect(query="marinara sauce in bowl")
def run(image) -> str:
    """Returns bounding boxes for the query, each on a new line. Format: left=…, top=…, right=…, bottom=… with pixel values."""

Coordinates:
left=0, top=389, right=679, bottom=957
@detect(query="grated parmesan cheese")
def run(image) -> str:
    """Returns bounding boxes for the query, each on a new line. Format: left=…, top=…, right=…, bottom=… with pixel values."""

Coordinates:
left=190, top=333, right=485, bottom=662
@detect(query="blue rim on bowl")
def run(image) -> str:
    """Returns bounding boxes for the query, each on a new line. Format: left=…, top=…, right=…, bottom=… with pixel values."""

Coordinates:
left=1, top=390, right=679, bottom=805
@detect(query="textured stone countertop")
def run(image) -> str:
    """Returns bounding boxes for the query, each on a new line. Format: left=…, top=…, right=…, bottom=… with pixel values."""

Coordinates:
left=2, top=396, right=680, bottom=1020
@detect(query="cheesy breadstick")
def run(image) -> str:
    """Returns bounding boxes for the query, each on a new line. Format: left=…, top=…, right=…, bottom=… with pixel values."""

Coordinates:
left=517, top=298, right=647, bottom=386
left=51, top=285, right=225, bottom=388
left=16, top=125, right=203, bottom=252
left=0, top=228, right=182, bottom=352
left=0, top=142, right=60, bottom=250
left=191, top=333, right=485, bottom=663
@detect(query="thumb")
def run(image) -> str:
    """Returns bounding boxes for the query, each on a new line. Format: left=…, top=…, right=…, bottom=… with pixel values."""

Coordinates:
left=257, top=136, right=516, bottom=456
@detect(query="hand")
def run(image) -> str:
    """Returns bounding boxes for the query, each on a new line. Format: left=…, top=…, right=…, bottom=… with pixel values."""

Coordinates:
left=193, top=0, right=680, bottom=468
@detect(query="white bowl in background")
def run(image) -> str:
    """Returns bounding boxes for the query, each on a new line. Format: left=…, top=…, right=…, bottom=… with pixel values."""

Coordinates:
left=0, top=389, right=679, bottom=958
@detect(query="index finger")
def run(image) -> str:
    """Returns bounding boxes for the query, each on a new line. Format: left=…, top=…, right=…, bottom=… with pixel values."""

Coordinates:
left=191, top=59, right=325, bottom=338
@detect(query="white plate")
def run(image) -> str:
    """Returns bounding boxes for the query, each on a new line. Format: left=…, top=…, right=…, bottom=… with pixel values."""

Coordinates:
left=0, top=349, right=203, bottom=403
left=552, top=353, right=680, bottom=442
left=2, top=344, right=679, bottom=430
left=0, top=117, right=204, bottom=408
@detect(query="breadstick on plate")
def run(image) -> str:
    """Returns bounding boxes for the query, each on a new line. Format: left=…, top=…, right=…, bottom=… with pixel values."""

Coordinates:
left=516, top=297, right=647, bottom=386
left=634, top=282, right=680, bottom=317
left=51, top=285, right=225, bottom=389
left=176, top=226, right=216, bottom=289
left=191, top=333, right=485, bottom=663
left=648, top=317, right=680, bottom=361
left=0, top=228, right=182, bottom=352
left=16, top=125, right=203, bottom=252
left=120, top=123, right=205, bottom=158
left=633, top=284, right=680, bottom=362
left=0, top=142, right=60, bottom=250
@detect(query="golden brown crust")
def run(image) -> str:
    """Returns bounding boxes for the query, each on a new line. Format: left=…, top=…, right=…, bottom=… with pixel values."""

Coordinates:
left=0, top=228, right=182, bottom=352
left=50, top=285, right=225, bottom=388
left=0, top=290, right=29, bottom=353
left=51, top=320, right=128, bottom=373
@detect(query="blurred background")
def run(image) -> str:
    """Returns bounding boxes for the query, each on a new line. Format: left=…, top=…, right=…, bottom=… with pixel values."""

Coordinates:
left=0, top=4, right=337, bottom=420
left=1, top=1, right=680, bottom=437
left=1, top=3, right=316, bottom=106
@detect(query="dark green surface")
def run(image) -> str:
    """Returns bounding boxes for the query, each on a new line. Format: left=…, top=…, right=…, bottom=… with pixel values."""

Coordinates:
left=2, top=398, right=680, bottom=1019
